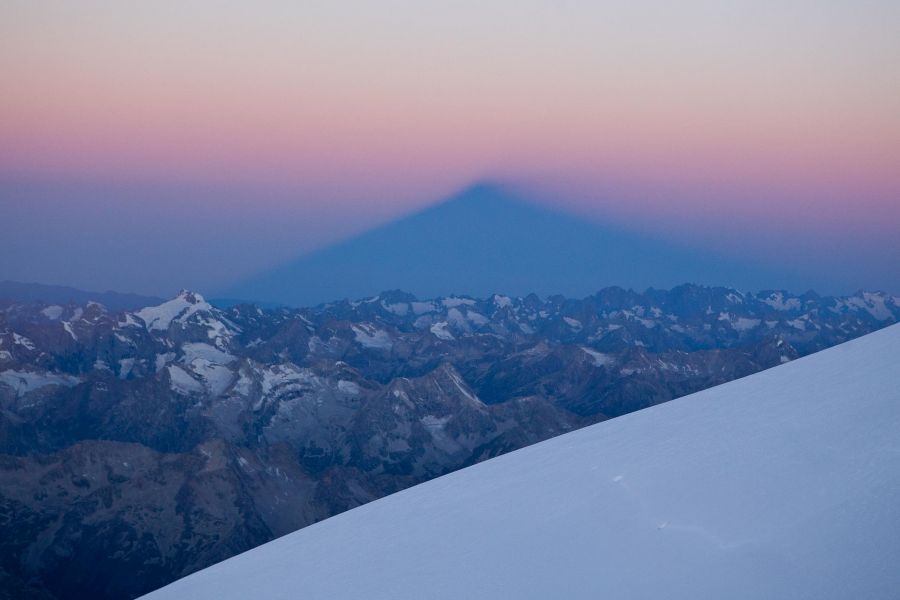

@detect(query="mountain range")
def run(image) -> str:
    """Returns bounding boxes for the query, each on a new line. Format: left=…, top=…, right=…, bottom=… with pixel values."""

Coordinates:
left=1, top=284, right=897, bottom=598
left=0, top=281, right=163, bottom=312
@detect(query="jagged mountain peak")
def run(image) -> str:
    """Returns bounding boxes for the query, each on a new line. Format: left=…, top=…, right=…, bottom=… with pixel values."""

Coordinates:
left=174, top=289, right=207, bottom=303
left=131, top=289, right=240, bottom=344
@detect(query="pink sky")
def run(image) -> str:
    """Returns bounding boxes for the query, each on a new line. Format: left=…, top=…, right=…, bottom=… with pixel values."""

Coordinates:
left=1, top=1, right=898, bottom=294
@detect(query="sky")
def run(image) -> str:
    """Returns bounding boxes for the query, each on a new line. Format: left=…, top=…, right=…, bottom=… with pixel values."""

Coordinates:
left=1, top=0, right=898, bottom=296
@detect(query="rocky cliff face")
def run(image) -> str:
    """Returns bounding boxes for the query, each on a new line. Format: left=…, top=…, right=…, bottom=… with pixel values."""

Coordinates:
left=1, top=285, right=897, bottom=599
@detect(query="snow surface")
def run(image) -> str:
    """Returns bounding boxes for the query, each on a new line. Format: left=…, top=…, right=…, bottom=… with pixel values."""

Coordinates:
left=155, top=353, right=175, bottom=373
left=12, top=333, right=36, bottom=350
left=41, top=305, right=63, bottom=320
left=351, top=324, right=393, bottom=350
left=382, top=301, right=409, bottom=316
left=337, top=379, right=361, bottom=395
left=429, top=322, right=454, bottom=341
left=62, top=321, right=77, bottom=340
left=135, top=293, right=202, bottom=330
left=189, top=361, right=234, bottom=396
left=0, top=369, right=81, bottom=397
left=446, top=367, right=482, bottom=405
left=787, top=318, right=807, bottom=330
left=134, top=291, right=237, bottom=339
left=143, top=324, right=900, bottom=600
left=563, top=316, right=583, bottom=330
left=181, top=342, right=235, bottom=365
left=719, top=313, right=761, bottom=332
left=176, top=343, right=237, bottom=395
left=117, top=358, right=135, bottom=379
left=844, top=292, right=895, bottom=321
left=166, top=365, right=204, bottom=395
left=762, top=292, right=802, bottom=311
left=466, top=311, right=489, bottom=326
left=492, top=294, right=513, bottom=308
left=410, top=301, right=435, bottom=315
left=445, top=307, right=468, bottom=329
left=259, top=365, right=318, bottom=403
left=580, top=346, right=615, bottom=367
left=441, top=297, right=476, bottom=308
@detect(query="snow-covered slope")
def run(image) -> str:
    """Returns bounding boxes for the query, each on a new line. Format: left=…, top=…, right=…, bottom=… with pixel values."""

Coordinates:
left=144, top=324, right=900, bottom=600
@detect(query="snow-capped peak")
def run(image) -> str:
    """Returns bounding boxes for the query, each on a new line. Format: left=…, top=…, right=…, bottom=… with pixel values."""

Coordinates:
left=132, top=291, right=240, bottom=345
left=175, top=289, right=207, bottom=304
left=135, top=291, right=213, bottom=331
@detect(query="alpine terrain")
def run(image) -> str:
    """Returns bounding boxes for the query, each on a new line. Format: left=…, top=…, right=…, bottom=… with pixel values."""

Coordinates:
left=144, top=323, right=900, bottom=600
left=0, top=285, right=897, bottom=598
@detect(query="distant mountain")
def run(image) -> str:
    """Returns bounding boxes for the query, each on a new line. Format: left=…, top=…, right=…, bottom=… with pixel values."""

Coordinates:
left=220, top=183, right=810, bottom=307
left=0, top=280, right=163, bottom=311
left=1, top=285, right=897, bottom=598
left=144, top=323, right=900, bottom=600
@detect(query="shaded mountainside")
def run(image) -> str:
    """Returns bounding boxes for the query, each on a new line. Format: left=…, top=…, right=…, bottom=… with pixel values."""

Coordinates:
left=0, top=285, right=898, bottom=598
left=144, top=324, right=900, bottom=600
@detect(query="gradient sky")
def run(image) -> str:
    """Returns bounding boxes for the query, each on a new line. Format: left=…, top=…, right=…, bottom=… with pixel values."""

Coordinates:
left=2, top=1, right=898, bottom=296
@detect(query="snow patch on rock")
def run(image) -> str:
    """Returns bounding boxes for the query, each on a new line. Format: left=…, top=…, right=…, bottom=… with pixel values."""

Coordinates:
left=352, top=324, right=393, bottom=350
left=0, top=369, right=80, bottom=397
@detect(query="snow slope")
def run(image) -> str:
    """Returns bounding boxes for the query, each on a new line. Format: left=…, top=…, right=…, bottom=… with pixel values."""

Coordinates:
left=144, top=324, right=900, bottom=600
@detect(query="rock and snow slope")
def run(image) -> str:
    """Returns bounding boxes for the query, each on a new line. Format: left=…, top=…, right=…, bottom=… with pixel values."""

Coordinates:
left=5, top=285, right=896, bottom=598
left=144, top=324, right=900, bottom=600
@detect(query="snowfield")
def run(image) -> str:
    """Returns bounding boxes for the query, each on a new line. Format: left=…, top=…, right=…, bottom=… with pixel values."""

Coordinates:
left=143, top=324, right=900, bottom=600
